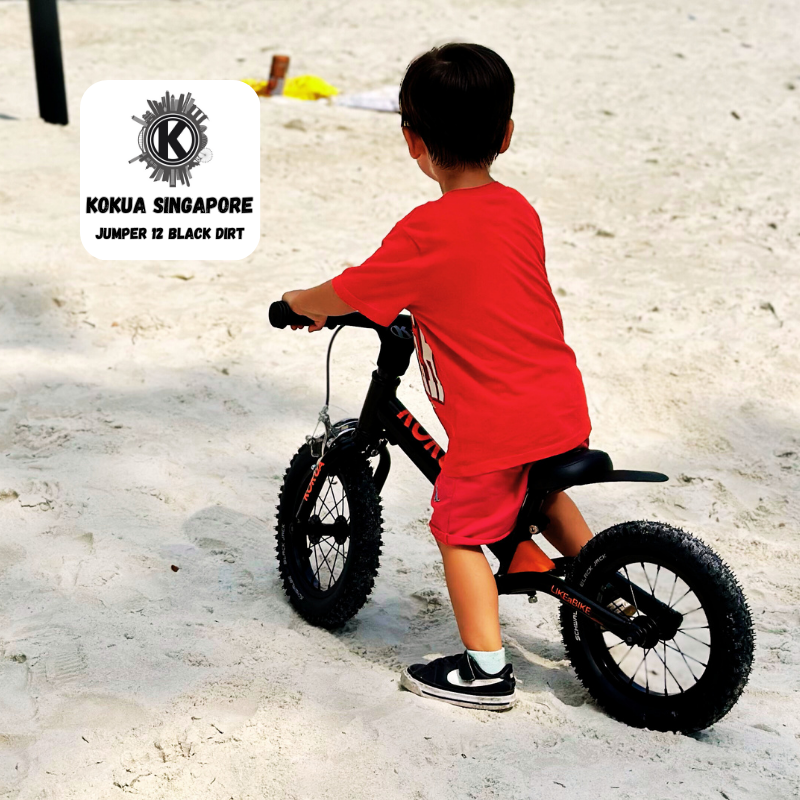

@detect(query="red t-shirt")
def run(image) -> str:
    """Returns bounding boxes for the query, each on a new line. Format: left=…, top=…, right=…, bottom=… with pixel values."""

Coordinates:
left=331, top=181, right=591, bottom=477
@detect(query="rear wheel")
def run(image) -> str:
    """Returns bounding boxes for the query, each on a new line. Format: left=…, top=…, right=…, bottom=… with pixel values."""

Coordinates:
left=560, top=521, right=754, bottom=732
left=275, top=444, right=383, bottom=629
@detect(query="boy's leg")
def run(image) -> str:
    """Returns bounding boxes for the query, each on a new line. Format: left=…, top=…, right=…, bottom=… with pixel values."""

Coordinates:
left=540, top=491, right=592, bottom=557
left=400, top=538, right=515, bottom=710
left=437, top=541, right=502, bottom=652
left=399, top=467, right=520, bottom=710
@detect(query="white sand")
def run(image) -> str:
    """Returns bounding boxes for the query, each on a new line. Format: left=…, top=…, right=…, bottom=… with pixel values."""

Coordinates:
left=1, top=0, right=799, bottom=797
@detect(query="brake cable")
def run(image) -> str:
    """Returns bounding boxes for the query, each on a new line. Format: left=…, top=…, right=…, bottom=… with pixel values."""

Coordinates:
left=308, top=324, right=345, bottom=458
left=325, top=325, right=345, bottom=407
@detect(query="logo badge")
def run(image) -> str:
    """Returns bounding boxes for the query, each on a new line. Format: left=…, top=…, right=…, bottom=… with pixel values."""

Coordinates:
left=130, top=91, right=212, bottom=187
left=81, top=80, right=260, bottom=260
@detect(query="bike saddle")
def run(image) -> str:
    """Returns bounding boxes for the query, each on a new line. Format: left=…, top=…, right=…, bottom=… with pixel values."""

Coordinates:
left=527, top=448, right=668, bottom=494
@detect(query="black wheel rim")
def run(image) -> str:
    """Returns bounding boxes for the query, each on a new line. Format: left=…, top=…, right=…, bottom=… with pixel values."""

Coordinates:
left=290, top=468, right=352, bottom=598
left=583, top=558, right=713, bottom=700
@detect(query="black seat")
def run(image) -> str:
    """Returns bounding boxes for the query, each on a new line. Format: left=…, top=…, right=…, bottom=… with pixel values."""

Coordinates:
left=527, top=447, right=668, bottom=494
left=488, top=448, right=668, bottom=576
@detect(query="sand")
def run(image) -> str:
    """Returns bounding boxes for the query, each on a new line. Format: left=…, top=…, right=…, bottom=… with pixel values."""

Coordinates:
left=0, top=0, right=799, bottom=797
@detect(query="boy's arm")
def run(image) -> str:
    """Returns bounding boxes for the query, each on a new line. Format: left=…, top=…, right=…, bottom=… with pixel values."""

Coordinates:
left=282, top=280, right=355, bottom=332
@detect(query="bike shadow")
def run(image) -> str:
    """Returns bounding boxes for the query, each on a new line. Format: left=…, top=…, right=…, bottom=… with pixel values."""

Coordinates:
left=502, top=631, right=590, bottom=707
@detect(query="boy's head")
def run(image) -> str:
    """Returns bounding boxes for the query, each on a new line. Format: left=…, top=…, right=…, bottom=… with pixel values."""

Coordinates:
left=399, top=43, right=514, bottom=174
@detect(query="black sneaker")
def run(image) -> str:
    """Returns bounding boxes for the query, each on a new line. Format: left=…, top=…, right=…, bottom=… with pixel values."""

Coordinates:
left=400, top=651, right=516, bottom=711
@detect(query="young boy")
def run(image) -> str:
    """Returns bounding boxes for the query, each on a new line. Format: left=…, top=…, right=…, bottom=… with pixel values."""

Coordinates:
left=282, top=43, right=593, bottom=711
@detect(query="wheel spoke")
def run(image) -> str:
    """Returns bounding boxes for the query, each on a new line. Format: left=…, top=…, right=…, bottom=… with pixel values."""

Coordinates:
left=333, top=540, right=346, bottom=570
left=311, top=544, right=322, bottom=586
left=317, top=540, right=338, bottom=588
left=641, top=561, right=655, bottom=594
left=652, top=564, right=661, bottom=597
left=665, top=641, right=706, bottom=673
left=317, top=478, right=335, bottom=516
left=669, top=585, right=693, bottom=610
left=675, top=629, right=711, bottom=648
left=317, top=536, right=335, bottom=562
left=627, top=651, right=648, bottom=685
left=667, top=572, right=678, bottom=607
left=615, top=644, right=637, bottom=669
left=328, top=543, right=341, bottom=584
left=332, top=484, right=345, bottom=516
left=621, top=565, right=640, bottom=616
left=322, top=488, right=337, bottom=519
left=317, top=490, right=338, bottom=522
left=317, top=503, right=336, bottom=525
left=652, top=640, right=685, bottom=693
left=318, top=478, right=348, bottom=526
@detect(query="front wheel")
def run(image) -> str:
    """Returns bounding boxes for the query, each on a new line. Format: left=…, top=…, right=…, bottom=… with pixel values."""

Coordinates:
left=560, top=521, right=754, bottom=733
left=275, top=444, right=384, bottom=629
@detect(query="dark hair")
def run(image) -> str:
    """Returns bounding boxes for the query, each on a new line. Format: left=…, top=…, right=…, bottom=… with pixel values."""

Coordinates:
left=399, top=43, right=514, bottom=170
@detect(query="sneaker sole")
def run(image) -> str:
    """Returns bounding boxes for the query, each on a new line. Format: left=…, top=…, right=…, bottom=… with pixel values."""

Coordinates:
left=400, top=669, right=517, bottom=712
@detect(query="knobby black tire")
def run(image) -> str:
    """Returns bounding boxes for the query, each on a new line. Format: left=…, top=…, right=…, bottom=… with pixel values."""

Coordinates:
left=560, top=521, right=754, bottom=733
left=275, top=444, right=383, bottom=629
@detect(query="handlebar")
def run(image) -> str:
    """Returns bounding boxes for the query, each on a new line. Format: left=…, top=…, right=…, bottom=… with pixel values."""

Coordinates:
left=269, top=301, right=416, bottom=378
left=268, top=300, right=379, bottom=331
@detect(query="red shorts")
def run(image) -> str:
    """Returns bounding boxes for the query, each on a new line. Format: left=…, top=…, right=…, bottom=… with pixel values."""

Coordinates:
left=429, top=439, right=590, bottom=547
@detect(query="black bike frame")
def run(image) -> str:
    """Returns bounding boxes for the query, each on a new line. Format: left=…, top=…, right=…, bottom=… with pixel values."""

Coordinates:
left=284, top=313, right=680, bottom=647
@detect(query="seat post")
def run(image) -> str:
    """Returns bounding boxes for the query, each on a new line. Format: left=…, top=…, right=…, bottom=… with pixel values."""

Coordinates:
left=487, top=527, right=529, bottom=573
left=487, top=490, right=549, bottom=574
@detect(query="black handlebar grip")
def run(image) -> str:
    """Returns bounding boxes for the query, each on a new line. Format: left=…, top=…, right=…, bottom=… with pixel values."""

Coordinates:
left=268, top=301, right=315, bottom=329
left=270, top=300, right=385, bottom=331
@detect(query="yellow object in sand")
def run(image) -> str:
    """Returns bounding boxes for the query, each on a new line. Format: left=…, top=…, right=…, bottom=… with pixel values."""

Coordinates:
left=241, top=78, right=269, bottom=96
left=240, top=75, right=338, bottom=100
left=283, top=75, right=339, bottom=100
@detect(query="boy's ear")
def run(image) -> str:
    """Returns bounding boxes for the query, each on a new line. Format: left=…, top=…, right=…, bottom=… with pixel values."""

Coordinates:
left=402, top=127, right=426, bottom=160
left=499, top=119, right=514, bottom=154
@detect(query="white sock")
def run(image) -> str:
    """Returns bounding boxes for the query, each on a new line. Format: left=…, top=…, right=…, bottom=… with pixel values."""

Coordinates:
left=467, top=647, right=506, bottom=675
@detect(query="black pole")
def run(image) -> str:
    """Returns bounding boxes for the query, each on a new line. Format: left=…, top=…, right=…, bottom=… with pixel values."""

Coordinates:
left=28, top=0, right=68, bottom=125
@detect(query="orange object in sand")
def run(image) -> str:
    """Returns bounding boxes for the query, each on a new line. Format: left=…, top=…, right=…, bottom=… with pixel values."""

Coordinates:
left=507, top=540, right=556, bottom=573
left=266, top=55, right=290, bottom=96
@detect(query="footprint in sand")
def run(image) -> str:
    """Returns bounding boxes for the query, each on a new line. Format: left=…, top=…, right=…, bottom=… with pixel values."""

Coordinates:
left=0, top=734, right=35, bottom=795
left=0, top=656, right=37, bottom=727
left=184, top=506, right=271, bottom=556
left=44, top=694, right=148, bottom=731
left=183, top=506, right=271, bottom=595
left=10, top=625, right=88, bottom=691
left=0, top=544, right=25, bottom=578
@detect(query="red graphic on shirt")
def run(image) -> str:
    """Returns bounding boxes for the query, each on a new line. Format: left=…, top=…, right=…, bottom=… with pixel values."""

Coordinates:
left=396, top=409, right=443, bottom=461
left=412, top=316, right=444, bottom=404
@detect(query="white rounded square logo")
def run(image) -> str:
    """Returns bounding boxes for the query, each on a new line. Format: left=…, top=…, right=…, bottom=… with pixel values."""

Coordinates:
left=80, top=80, right=260, bottom=260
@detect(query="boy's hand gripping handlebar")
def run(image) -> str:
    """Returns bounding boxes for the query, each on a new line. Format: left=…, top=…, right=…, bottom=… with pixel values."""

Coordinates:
left=268, top=300, right=378, bottom=331
left=269, top=301, right=416, bottom=378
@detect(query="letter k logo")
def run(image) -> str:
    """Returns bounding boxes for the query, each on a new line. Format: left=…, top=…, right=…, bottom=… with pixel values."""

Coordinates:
left=156, top=118, right=189, bottom=161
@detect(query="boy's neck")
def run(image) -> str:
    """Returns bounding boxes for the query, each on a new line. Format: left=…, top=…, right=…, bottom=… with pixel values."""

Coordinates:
left=435, top=167, right=495, bottom=194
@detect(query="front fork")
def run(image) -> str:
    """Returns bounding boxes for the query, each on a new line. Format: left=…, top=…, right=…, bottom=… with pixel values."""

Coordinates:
left=373, top=443, right=391, bottom=493
left=294, top=425, right=391, bottom=525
